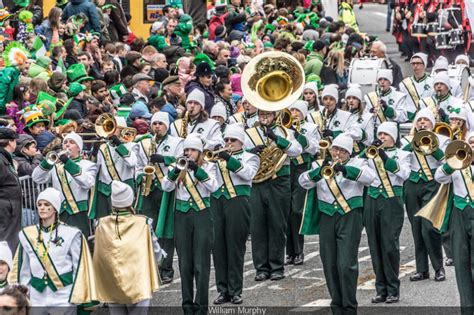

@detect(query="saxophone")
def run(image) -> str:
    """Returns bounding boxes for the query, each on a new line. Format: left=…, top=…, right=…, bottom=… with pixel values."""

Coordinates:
left=181, top=112, right=189, bottom=138
left=142, top=136, right=157, bottom=197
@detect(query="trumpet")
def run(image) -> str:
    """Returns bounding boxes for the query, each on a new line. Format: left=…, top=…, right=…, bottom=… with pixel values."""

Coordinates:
left=203, top=146, right=232, bottom=162
left=46, top=149, right=70, bottom=164
left=321, top=159, right=341, bottom=179
left=176, top=156, right=189, bottom=171
left=292, top=115, right=301, bottom=133
left=412, top=130, right=439, bottom=155
left=366, top=143, right=385, bottom=159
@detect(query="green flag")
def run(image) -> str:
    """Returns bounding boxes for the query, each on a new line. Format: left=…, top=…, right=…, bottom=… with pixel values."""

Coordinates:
left=56, top=57, right=66, bottom=73
left=31, top=36, right=47, bottom=58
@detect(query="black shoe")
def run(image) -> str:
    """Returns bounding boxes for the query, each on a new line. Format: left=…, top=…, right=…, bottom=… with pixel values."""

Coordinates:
left=386, top=28, right=390, bottom=32
left=285, top=255, right=295, bottom=265
left=294, top=253, right=304, bottom=265
left=410, top=272, right=429, bottom=281
left=231, top=295, right=243, bottom=304
left=386, top=295, right=399, bottom=303
left=161, top=276, right=173, bottom=284
left=254, top=273, right=269, bottom=281
left=435, top=268, right=446, bottom=282
left=270, top=273, right=285, bottom=281
left=445, top=258, right=454, bottom=266
left=371, top=295, right=387, bottom=303
left=359, top=4, right=363, bottom=9
left=213, top=293, right=231, bottom=305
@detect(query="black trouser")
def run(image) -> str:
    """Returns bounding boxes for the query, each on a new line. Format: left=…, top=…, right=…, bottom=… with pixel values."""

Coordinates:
left=452, top=206, right=474, bottom=314
left=320, top=208, right=363, bottom=315
left=250, top=176, right=291, bottom=277
left=94, top=191, right=111, bottom=219
left=286, top=163, right=309, bottom=257
left=212, top=196, right=250, bottom=297
left=364, top=195, right=404, bottom=297
left=60, top=211, right=91, bottom=238
left=137, top=188, right=175, bottom=279
left=404, top=180, right=443, bottom=273
left=174, top=208, right=213, bottom=315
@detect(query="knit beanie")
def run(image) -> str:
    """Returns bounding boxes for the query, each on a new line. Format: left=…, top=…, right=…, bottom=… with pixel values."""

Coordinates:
left=377, top=121, right=398, bottom=142
left=111, top=180, right=134, bottom=208
left=151, top=112, right=170, bottom=129
left=37, top=187, right=61, bottom=211
left=289, top=100, right=309, bottom=118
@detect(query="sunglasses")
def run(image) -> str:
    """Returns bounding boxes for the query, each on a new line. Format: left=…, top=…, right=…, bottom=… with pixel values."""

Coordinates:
left=224, top=138, right=237, bottom=143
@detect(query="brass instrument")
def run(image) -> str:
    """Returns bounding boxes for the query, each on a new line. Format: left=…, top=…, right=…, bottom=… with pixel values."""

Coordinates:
left=240, top=51, right=305, bottom=183
left=366, top=143, right=385, bottom=159
left=321, top=159, right=341, bottom=179
left=77, top=113, right=117, bottom=143
left=445, top=140, right=473, bottom=170
left=142, top=165, right=155, bottom=197
left=433, top=122, right=453, bottom=139
left=412, top=130, right=439, bottom=155
left=46, top=149, right=70, bottom=164
left=181, top=112, right=189, bottom=138
left=203, top=146, right=232, bottom=162
left=120, top=127, right=137, bottom=143
left=292, top=115, right=301, bottom=133
left=176, top=156, right=189, bottom=171
left=319, top=139, right=331, bottom=161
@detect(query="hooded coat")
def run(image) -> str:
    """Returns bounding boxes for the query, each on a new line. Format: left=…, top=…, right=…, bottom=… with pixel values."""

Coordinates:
left=62, top=0, right=101, bottom=33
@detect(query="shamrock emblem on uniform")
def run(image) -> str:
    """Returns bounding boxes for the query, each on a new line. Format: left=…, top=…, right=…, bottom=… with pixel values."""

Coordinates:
left=334, top=121, right=340, bottom=127
left=197, top=128, right=204, bottom=134
left=301, top=128, right=307, bottom=135
left=163, top=145, right=170, bottom=152
left=389, top=99, right=394, bottom=106
left=424, top=84, right=430, bottom=91
left=52, top=236, right=64, bottom=247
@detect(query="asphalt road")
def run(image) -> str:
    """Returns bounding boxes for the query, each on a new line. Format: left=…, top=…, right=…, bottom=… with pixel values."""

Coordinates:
left=150, top=4, right=460, bottom=313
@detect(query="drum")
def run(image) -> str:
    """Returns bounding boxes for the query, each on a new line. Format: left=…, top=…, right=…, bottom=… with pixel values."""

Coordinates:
left=449, top=29, right=464, bottom=46
left=435, top=32, right=452, bottom=50
left=411, top=23, right=427, bottom=37
left=348, top=58, right=388, bottom=96
left=448, top=65, right=470, bottom=98
left=426, top=22, right=439, bottom=36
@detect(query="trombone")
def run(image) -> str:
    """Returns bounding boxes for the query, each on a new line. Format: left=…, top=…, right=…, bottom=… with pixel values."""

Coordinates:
left=78, top=113, right=117, bottom=143
left=445, top=140, right=473, bottom=170
left=366, top=143, right=385, bottom=159
left=203, top=146, right=232, bottom=162
left=412, top=130, right=439, bottom=155
left=46, top=149, right=70, bottom=164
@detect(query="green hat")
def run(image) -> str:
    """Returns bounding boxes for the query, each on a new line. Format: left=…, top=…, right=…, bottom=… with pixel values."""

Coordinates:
left=66, top=63, right=93, bottom=83
left=306, top=73, right=323, bottom=90
left=264, top=24, right=275, bottom=34
left=101, top=4, right=116, bottom=10
left=36, top=92, right=58, bottom=116
left=68, top=82, right=86, bottom=97
left=193, top=53, right=215, bottom=70
left=54, top=118, right=73, bottom=127
left=263, top=42, right=274, bottom=49
left=109, top=84, right=127, bottom=102
left=36, top=56, right=52, bottom=69
left=56, top=0, right=69, bottom=7
left=304, top=40, right=315, bottom=52
left=22, top=109, right=50, bottom=131
left=14, top=0, right=30, bottom=8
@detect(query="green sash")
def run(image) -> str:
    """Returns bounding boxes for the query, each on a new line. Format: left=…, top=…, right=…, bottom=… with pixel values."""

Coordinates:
left=374, top=156, right=395, bottom=198
left=56, top=164, right=81, bottom=214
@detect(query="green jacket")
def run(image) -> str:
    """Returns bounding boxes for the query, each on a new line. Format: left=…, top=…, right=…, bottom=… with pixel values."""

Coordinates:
left=304, top=52, right=323, bottom=77
left=0, top=67, right=20, bottom=115
left=174, top=14, right=194, bottom=51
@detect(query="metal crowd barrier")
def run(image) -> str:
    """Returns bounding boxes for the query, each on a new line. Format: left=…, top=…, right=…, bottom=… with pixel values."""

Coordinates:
left=19, top=175, right=51, bottom=227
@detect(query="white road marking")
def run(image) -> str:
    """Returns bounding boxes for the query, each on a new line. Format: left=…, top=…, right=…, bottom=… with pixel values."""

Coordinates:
left=358, top=259, right=416, bottom=290
left=374, top=12, right=387, bottom=18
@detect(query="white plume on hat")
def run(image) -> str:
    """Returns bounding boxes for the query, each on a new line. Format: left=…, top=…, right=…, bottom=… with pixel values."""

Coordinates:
left=37, top=187, right=61, bottom=212
left=210, top=103, right=227, bottom=120
left=186, top=89, right=206, bottom=108
left=0, top=241, right=12, bottom=271
left=411, top=53, right=428, bottom=67
left=111, top=180, right=134, bottom=208
left=183, top=134, right=204, bottom=152
left=433, top=71, right=451, bottom=89
left=321, top=84, right=339, bottom=102
left=63, top=132, right=83, bottom=152
left=289, top=100, right=309, bottom=118
left=377, top=121, right=398, bottom=142
left=332, top=134, right=353, bottom=154
left=224, top=123, right=246, bottom=144
left=377, top=69, right=393, bottom=84
left=414, top=108, right=436, bottom=129
left=151, top=112, right=170, bottom=129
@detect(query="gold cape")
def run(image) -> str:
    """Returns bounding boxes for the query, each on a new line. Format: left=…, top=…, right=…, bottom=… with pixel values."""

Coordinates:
left=93, top=214, right=160, bottom=304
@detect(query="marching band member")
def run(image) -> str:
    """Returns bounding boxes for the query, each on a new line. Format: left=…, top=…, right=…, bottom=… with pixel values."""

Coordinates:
left=227, top=97, right=258, bottom=129
left=434, top=132, right=474, bottom=310
left=364, top=69, right=409, bottom=130
left=8, top=188, right=96, bottom=311
left=344, top=85, right=374, bottom=154
left=32, top=132, right=97, bottom=237
left=93, top=181, right=165, bottom=313
left=0, top=242, right=12, bottom=293
left=432, top=57, right=463, bottom=98
left=319, top=85, right=353, bottom=141
left=210, top=102, right=228, bottom=133
left=399, top=53, right=433, bottom=121
left=244, top=109, right=302, bottom=281
left=286, top=100, right=319, bottom=266
left=160, top=134, right=218, bottom=314
left=211, top=124, right=260, bottom=305
left=134, top=112, right=183, bottom=284
left=298, top=134, right=374, bottom=314
left=89, top=117, right=137, bottom=219
left=169, top=89, right=224, bottom=150
left=303, top=82, right=323, bottom=127
left=363, top=122, right=410, bottom=304
left=402, top=109, right=449, bottom=282
left=419, top=72, right=474, bottom=131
